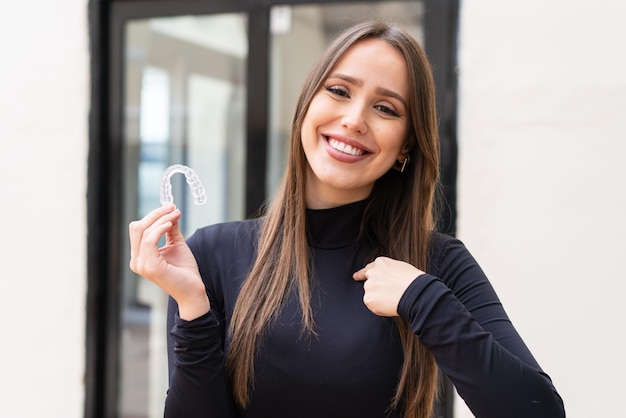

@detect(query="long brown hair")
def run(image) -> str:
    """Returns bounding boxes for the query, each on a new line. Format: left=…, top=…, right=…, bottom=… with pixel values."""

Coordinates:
left=227, top=21, right=441, bottom=418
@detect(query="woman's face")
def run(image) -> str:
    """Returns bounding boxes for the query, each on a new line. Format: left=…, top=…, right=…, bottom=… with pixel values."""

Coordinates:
left=301, top=38, right=410, bottom=209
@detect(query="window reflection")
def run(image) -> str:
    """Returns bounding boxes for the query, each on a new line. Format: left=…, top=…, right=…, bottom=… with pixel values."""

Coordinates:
left=121, top=13, right=247, bottom=418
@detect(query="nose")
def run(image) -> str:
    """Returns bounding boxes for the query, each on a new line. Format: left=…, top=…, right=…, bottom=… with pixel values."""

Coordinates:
left=341, top=102, right=368, bottom=134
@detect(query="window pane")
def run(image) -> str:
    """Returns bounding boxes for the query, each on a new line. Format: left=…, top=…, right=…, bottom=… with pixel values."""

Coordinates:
left=267, top=2, right=425, bottom=195
left=121, top=13, right=248, bottom=418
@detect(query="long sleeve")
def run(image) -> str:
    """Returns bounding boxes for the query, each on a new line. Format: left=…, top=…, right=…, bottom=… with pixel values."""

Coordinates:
left=164, top=219, right=260, bottom=417
left=397, top=235, right=565, bottom=417
left=165, top=302, right=237, bottom=418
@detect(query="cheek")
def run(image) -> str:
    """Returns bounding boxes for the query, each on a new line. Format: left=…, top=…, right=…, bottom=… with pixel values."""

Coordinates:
left=303, top=96, right=326, bottom=126
left=300, top=115, right=316, bottom=151
left=376, top=124, right=408, bottom=155
left=300, top=96, right=329, bottom=146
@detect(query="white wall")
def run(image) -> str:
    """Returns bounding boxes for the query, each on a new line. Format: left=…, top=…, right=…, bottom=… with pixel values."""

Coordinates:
left=457, top=1, right=626, bottom=417
left=0, top=1, right=89, bottom=417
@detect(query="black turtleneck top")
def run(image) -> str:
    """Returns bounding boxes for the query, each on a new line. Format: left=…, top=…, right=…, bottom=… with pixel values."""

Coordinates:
left=166, top=200, right=565, bottom=418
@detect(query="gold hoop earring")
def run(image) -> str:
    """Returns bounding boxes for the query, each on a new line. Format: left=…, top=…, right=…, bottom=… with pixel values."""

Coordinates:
left=392, top=155, right=410, bottom=173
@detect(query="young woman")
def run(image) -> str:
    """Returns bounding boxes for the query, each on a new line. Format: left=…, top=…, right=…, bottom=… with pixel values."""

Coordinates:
left=129, top=21, right=565, bottom=418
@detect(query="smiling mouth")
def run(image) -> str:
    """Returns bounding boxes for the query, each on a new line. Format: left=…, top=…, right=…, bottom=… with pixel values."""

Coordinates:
left=327, top=137, right=366, bottom=156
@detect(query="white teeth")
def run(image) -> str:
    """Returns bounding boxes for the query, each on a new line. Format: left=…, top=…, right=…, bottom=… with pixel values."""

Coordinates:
left=328, top=138, right=364, bottom=156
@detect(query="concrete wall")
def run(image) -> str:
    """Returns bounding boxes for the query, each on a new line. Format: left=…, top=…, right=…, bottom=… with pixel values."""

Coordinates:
left=0, top=0, right=624, bottom=417
left=456, top=1, right=626, bottom=417
left=0, top=1, right=89, bottom=417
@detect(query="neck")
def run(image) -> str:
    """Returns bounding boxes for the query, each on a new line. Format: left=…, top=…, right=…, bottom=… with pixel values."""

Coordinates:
left=304, top=170, right=373, bottom=209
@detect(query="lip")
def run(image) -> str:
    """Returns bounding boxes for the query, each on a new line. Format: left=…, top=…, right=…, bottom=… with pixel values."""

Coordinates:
left=322, top=133, right=372, bottom=163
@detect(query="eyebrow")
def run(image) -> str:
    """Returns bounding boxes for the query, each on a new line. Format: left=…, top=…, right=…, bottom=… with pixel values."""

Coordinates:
left=327, top=72, right=408, bottom=110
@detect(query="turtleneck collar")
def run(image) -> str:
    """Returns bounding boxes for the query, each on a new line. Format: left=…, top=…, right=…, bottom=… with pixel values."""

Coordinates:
left=306, top=199, right=368, bottom=249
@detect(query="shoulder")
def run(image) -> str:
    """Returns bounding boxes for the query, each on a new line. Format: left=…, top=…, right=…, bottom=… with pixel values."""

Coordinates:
left=428, top=232, right=483, bottom=283
left=188, top=217, right=261, bottom=244
left=186, top=218, right=263, bottom=308
left=429, top=231, right=467, bottom=259
left=187, top=217, right=262, bottom=260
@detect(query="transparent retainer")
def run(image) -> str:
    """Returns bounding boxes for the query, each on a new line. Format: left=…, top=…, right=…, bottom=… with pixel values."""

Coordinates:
left=160, top=164, right=207, bottom=206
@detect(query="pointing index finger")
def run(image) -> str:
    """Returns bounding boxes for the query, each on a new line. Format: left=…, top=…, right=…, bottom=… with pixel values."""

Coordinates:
left=352, top=262, right=373, bottom=281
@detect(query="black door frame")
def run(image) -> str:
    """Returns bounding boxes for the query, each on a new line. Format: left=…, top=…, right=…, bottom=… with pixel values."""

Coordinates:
left=87, top=1, right=459, bottom=416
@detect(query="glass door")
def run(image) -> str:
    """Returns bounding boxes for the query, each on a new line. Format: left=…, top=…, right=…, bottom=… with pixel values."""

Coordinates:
left=120, top=13, right=248, bottom=418
left=90, top=1, right=457, bottom=417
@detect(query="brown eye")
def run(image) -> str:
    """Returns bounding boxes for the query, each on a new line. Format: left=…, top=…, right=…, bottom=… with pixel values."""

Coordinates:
left=374, top=104, right=400, bottom=117
left=324, top=85, right=350, bottom=98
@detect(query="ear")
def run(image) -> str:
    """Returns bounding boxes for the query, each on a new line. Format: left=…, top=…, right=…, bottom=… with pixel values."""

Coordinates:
left=392, top=146, right=411, bottom=173
left=396, top=145, right=410, bottom=162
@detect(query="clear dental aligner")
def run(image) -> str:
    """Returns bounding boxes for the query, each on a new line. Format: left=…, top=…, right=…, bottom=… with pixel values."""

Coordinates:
left=160, top=164, right=207, bottom=206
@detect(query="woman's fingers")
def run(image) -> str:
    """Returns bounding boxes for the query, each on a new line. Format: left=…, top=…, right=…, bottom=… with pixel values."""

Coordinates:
left=129, top=205, right=175, bottom=260
left=130, top=204, right=176, bottom=236
left=352, top=261, right=374, bottom=281
left=129, top=204, right=180, bottom=275
left=353, top=257, right=424, bottom=317
left=135, top=222, right=173, bottom=277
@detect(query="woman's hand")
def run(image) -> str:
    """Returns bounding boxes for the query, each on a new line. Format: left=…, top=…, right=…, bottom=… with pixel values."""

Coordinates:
left=129, top=204, right=210, bottom=320
left=353, top=257, right=424, bottom=316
